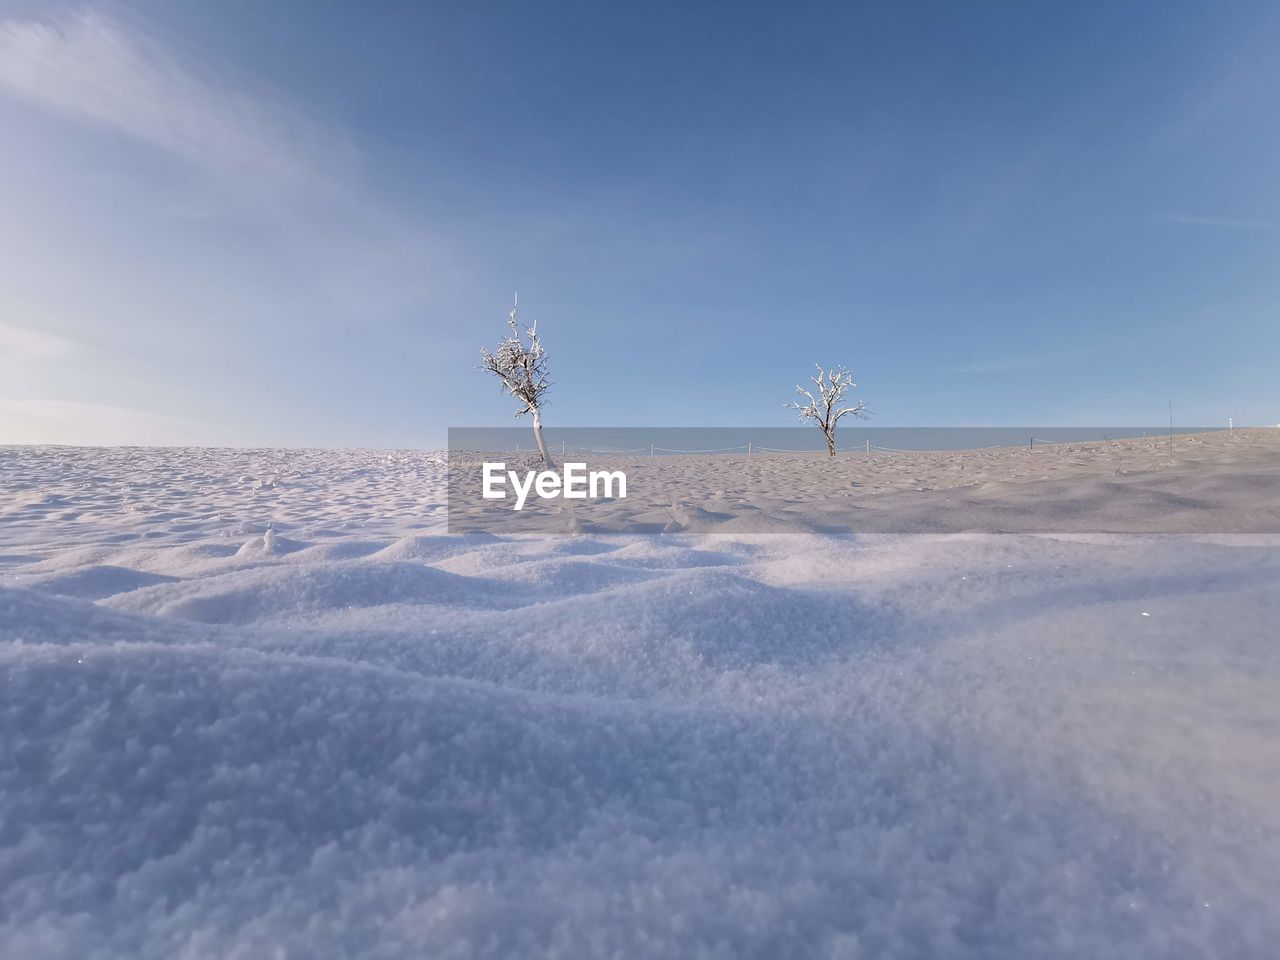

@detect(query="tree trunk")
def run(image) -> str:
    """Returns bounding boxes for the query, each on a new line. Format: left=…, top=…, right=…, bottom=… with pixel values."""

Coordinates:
left=530, top=406, right=554, bottom=467
left=825, top=429, right=836, bottom=458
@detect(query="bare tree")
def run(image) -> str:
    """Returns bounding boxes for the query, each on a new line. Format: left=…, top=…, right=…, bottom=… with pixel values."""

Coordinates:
left=785, top=363, right=869, bottom=457
left=480, top=294, right=554, bottom=466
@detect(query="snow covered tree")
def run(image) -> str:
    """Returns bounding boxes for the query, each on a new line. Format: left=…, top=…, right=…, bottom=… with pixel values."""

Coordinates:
left=785, top=363, right=869, bottom=457
left=480, top=294, right=554, bottom=466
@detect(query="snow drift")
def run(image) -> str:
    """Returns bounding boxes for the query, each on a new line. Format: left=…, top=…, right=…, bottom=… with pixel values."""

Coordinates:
left=1, top=446, right=1277, bottom=958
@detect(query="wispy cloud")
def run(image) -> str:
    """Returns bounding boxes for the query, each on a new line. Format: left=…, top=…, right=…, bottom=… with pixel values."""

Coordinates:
left=0, top=10, right=345, bottom=189
left=1160, top=213, right=1279, bottom=231
left=0, top=10, right=455, bottom=309
left=945, top=355, right=1075, bottom=376
left=0, top=323, right=80, bottom=360
left=0, top=398, right=205, bottom=445
left=0, top=9, right=461, bottom=444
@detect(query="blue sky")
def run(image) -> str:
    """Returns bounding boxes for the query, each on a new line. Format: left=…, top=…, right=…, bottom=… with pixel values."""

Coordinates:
left=1, top=1, right=1277, bottom=445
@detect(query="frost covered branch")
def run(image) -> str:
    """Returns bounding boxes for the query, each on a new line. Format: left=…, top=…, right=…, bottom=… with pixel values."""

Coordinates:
left=480, top=293, right=554, bottom=465
left=784, top=363, right=870, bottom=457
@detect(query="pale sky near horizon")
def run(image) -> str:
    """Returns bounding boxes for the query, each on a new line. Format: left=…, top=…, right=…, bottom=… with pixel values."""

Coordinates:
left=1, top=1, right=1278, bottom=446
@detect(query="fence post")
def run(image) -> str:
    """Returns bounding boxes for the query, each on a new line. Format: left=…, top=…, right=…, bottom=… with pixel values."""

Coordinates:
left=561, top=440, right=566, bottom=456
left=865, top=438, right=870, bottom=454
left=748, top=441, right=752, bottom=457
left=1029, top=437, right=1033, bottom=449
left=650, top=444, right=654, bottom=458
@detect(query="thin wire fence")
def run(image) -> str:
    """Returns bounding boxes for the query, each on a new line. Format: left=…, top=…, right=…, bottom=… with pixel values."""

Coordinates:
left=500, top=438, right=1094, bottom=457
left=477, top=427, right=1232, bottom=460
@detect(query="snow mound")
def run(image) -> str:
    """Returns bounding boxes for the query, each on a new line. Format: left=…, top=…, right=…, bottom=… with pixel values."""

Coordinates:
left=22, top=565, right=179, bottom=600
left=104, top=562, right=524, bottom=625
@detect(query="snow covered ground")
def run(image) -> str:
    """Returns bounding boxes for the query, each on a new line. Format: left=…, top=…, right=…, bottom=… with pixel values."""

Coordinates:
left=2, top=446, right=1278, bottom=958
left=450, top=428, right=1280, bottom=534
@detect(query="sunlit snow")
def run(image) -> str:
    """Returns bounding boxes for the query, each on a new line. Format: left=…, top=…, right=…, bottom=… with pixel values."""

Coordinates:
left=1, top=446, right=1277, bottom=958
